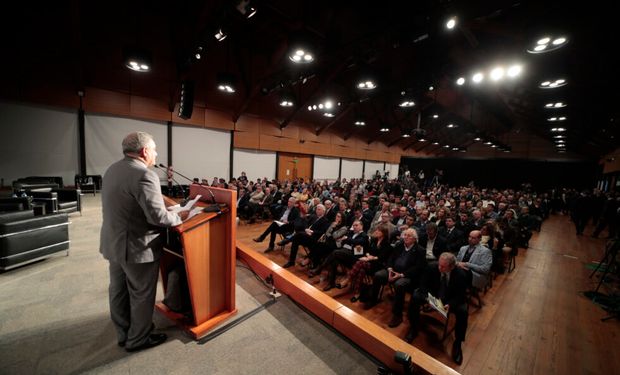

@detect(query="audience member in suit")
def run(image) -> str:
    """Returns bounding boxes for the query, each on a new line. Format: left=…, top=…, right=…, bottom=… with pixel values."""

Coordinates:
left=392, top=206, right=409, bottom=227
left=361, top=200, right=374, bottom=231
left=470, top=209, right=485, bottom=230
left=100, top=132, right=185, bottom=352
left=282, top=204, right=330, bottom=268
left=456, top=212, right=472, bottom=235
left=440, top=216, right=465, bottom=254
left=368, top=211, right=397, bottom=239
left=307, top=211, right=349, bottom=268
left=253, top=197, right=299, bottom=252
left=406, top=252, right=469, bottom=365
left=365, top=228, right=427, bottom=328
left=324, top=199, right=339, bottom=222
left=320, top=220, right=370, bottom=291
left=456, top=230, right=493, bottom=290
left=413, top=209, right=431, bottom=236
left=418, top=222, right=448, bottom=263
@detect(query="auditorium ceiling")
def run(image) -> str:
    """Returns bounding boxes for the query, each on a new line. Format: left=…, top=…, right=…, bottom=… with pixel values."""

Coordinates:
left=1, top=1, right=617, bottom=159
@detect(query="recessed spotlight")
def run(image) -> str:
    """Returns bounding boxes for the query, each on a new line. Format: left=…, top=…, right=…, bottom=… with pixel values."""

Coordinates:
left=551, top=127, right=566, bottom=132
left=429, top=86, right=434, bottom=91
left=289, top=48, right=314, bottom=64
left=280, top=100, right=294, bottom=107
left=402, top=133, right=411, bottom=138
left=446, top=123, right=458, bottom=128
left=324, top=113, right=334, bottom=117
left=432, top=114, right=439, bottom=119
left=472, top=72, right=484, bottom=83
left=548, top=117, right=558, bottom=121
left=490, top=67, right=505, bottom=81
left=418, top=137, right=427, bottom=142
left=456, top=77, right=466, bottom=85
left=354, top=120, right=365, bottom=126
left=553, top=135, right=566, bottom=139
left=380, top=126, right=390, bottom=132
left=446, top=17, right=457, bottom=30
left=443, top=144, right=450, bottom=148
left=432, top=141, right=439, bottom=145
left=124, top=47, right=152, bottom=72
left=537, top=37, right=551, bottom=45
left=473, top=137, right=482, bottom=141
left=507, top=65, right=522, bottom=78
left=399, top=100, right=415, bottom=107
left=552, top=37, right=567, bottom=45
left=214, top=28, right=227, bottom=42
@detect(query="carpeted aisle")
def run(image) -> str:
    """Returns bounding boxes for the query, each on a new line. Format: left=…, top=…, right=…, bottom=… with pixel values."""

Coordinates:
left=0, top=195, right=379, bottom=374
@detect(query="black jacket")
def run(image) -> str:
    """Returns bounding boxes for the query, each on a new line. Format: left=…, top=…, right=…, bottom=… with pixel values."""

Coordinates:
left=387, top=243, right=427, bottom=282
left=439, top=226, right=466, bottom=254
left=418, top=233, right=448, bottom=260
left=419, top=265, right=468, bottom=307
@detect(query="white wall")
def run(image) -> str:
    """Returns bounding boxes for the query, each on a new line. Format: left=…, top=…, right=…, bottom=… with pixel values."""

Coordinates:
left=313, top=156, right=340, bottom=181
left=365, top=160, right=385, bottom=178
left=172, top=126, right=230, bottom=182
left=341, top=159, right=364, bottom=180
left=233, top=148, right=276, bottom=182
left=0, top=101, right=78, bottom=187
left=387, top=163, right=400, bottom=179
left=85, top=114, right=168, bottom=181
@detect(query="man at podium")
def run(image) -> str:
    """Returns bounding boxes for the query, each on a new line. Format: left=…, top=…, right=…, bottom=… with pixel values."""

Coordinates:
left=100, top=132, right=187, bottom=352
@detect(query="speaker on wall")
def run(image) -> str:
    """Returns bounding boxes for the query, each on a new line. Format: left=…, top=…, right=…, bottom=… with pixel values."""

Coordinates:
left=178, top=80, right=194, bottom=119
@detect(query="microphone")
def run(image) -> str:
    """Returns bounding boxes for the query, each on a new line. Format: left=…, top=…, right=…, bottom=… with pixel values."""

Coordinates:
left=154, top=164, right=188, bottom=205
left=157, top=163, right=218, bottom=205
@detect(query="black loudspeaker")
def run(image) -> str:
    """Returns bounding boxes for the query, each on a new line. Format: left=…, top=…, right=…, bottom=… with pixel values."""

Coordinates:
left=178, top=80, right=194, bottom=119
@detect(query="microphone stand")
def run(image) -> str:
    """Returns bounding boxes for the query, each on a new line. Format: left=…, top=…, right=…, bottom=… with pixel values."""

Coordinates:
left=154, top=165, right=188, bottom=205
left=157, top=164, right=222, bottom=213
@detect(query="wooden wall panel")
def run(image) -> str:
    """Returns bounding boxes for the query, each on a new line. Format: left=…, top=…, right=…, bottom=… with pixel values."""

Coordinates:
left=131, top=96, right=172, bottom=122
left=233, top=131, right=259, bottom=149
left=205, top=108, right=234, bottom=130
left=260, top=134, right=282, bottom=151
left=84, top=87, right=131, bottom=116
left=277, top=153, right=313, bottom=181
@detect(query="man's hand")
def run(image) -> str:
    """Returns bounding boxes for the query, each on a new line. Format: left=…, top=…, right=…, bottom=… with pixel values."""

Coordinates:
left=305, top=228, right=314, bottom=236
left=456, top=262, right=469, bottom=270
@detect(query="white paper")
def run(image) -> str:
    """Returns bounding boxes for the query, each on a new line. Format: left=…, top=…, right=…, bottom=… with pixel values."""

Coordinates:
left=167, top=195, right=202, bottom=213
left=427, top=292, right=448, bottom=319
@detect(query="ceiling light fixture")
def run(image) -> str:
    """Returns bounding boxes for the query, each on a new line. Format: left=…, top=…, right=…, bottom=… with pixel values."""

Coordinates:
left=446, top=123, right=458, bottom=128
left=123, top=47, right=152, bottom=72
left=216, top=72, right=237, bottom=93
left=490, top=67, right=505, bottom=81
left=506, top=64, right=522, bottom=78
left=456, top=77, right=465, bottom=85
left=235, top=0, right=257, bottom=18
left=528, top=34, right=568, bottom=54
left=214, top=28, right=227, bottom=42
left=551, top=127, right=566, bottom=132
left=539, top=78, right=567, bottom=89
left=357, top=80, right=377, bottom=90
left=472, top=72, right=484, bottom=84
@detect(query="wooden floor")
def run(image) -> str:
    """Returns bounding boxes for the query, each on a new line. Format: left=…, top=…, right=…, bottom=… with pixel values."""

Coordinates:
left=237, top=214, right=620, bottom=374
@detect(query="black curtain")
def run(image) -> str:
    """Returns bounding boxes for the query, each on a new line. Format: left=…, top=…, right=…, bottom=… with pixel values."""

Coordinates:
left=401, top=157, right=600, bottom=190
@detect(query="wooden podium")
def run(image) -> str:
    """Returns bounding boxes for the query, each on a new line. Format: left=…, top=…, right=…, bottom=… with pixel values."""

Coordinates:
left=155, top=184, right=237, bottom=339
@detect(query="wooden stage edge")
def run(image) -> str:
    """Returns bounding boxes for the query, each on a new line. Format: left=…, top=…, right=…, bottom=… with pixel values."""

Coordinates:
left=236, top=242, right=460, bottom=375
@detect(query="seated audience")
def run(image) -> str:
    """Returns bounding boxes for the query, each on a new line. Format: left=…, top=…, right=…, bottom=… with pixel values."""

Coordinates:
left=282, top=204, right=329, bottom=268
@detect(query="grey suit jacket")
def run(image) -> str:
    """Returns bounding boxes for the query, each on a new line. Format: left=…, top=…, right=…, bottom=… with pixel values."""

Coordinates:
left=100, top=157, right=182, bottom=264
left=456, top=243, right=493, bottom=289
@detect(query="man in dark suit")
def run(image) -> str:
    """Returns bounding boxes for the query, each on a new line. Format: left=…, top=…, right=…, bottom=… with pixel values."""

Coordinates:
left=100, top=132, right=185, bottom=352
left=253, top=197, right=299, bottom=252
left=365, top=228, right=427, bottom=328
left=418, top=222, right=448, bottom=263
left=439, top=216, right=465, bottom=254
left=282, top=204, right=330, bottom=268
left=406, top=252, right=469, bottom=364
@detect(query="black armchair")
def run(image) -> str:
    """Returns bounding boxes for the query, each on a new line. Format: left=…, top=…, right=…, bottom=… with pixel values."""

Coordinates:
left=29, top=188, right=82, bottom=215
left=0, top=211, right=70, bottom=271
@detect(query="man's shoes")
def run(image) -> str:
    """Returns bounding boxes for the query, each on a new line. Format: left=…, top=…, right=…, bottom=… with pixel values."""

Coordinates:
left=125, top=333, right=167, bottom=353
left=405, top=329, right=418, bottom=343
left=264, top=247, right=274, bottom=253
left=452, top=340, right=463, bottom=365
left=388, top=315, right=403, bottom=328
left=282, top=262, right=294, bottom=268
left=276, top=239, right=289, bottom=246
left=253, top=237, right=263, bottom=243
left=350, top=296, right=358, bottom=303
left=323, top=284, right=335, bottom=292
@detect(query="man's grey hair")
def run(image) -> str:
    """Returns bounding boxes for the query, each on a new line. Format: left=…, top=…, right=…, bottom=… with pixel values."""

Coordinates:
left=122, top=132, right=154, bottom=155
left=439, top=252, right=457, bottom=267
